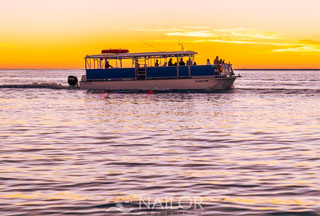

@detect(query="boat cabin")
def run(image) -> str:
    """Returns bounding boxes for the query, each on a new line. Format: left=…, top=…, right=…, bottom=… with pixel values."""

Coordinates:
left=84, top=50, right=233, bottom=81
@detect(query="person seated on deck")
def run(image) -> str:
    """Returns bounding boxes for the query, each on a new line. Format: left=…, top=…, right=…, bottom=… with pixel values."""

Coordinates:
left=214, top=56, right=220, bottom=65
left=105, top=61, right=113, bottom=69
left=206, top=59, right=211, bottom=65
left=168, top=58, right=174, bottom=66
left=162, top=62, right=167, bottom=67
left=179, top=58, right=185, bottom=66
left=220, top=59, right=223, bottom=64
left=193, top=61, right=197, bottom=65
left=186, top=58, right=192, bottom=66
left=155, top=59, right=159, bottom=67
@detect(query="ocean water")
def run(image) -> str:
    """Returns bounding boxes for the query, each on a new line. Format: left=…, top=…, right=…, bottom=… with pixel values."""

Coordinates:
left=0, top=69, right=319, bottom=215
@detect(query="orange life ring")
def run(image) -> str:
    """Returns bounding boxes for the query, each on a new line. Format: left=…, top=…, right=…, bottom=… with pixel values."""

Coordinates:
left=102, top=49, right=129, bottom=54
left=218, top=64, right=223, bottom=72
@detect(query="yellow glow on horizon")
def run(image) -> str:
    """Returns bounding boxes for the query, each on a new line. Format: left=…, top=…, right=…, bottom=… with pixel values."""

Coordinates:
left=0, top=0, right=319, bottom=69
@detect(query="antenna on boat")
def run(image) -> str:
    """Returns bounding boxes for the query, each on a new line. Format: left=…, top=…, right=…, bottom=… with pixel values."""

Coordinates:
left=179, top=40, right=184, bottom=51
left=140, top=41, right=162, bottom=52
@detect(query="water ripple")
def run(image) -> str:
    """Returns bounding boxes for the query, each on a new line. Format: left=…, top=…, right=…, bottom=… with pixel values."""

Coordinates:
left=0, top=70, right=320, bottom=215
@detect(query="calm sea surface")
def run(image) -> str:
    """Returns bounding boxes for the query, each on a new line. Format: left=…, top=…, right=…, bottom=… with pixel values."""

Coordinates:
left=0, top=70, right=320, bottom=215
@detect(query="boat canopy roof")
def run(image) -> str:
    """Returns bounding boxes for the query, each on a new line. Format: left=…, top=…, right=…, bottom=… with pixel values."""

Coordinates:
left=85, top=51, right=197, bottom=59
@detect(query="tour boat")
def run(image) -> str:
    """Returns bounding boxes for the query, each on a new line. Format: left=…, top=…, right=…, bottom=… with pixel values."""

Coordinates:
left=74, top=49, right=238, bottom=92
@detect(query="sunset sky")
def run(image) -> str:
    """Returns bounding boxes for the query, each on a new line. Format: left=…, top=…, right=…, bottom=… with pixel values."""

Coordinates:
left=1, top=0, right=320, bottom=69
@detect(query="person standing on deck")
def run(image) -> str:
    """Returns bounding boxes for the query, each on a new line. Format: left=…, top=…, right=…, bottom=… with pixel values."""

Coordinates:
left=214, top=56, right=219, bottom=65
left=155, top=59, right=159, bottom=67
left=135, top=59, right=140, bottom=68
left=186, top=58, right=192, bottom=66
left=168, top=58, right=174, bottom=66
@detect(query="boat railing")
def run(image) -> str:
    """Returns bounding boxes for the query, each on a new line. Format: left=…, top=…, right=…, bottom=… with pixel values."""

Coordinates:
left=85, top=61, right=235, bottom=80
left=211, top=63, right=234, bottom=77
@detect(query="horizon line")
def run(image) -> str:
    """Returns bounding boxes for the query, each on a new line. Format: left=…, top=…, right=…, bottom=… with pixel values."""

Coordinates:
left=0, top=68, right=319, bottom=70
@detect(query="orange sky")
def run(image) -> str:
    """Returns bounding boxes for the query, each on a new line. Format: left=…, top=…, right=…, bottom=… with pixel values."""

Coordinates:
left=0, top=0, right=320, bottom=69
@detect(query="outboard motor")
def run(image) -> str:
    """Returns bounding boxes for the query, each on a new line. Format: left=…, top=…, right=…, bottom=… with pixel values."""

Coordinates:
left=68, top=75, right=78, bottom=87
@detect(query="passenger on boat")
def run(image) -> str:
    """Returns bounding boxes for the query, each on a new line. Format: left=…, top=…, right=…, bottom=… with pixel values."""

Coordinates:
left=135, top=60, right=140, bottom=68
left=206, top=59, right=211, bottom=65
left=230, top=66, right=235, bottom=76
left=168, top=58, right=174, bottom=66
left=214, top=56, right=220, bottom=65
left=179, top=58, right=185, bottom=66
left=155, top=60, right=159, bottom=67
left=162, top=62, right=167, bottom=67
left=193, top=62, right=197, bottom=65
left=186, top=58, right=192, bottom=66
left=105, top=61, right=113, bottom=69
left=220, top=59, right=223, bottom=64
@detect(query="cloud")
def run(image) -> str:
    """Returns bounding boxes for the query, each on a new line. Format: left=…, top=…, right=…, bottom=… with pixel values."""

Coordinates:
left=298, top=40, right=320, bottom=45
left=202, top=39, right=263, bottom=44
left=130, top=26, right=320, bottom=54
left=214, top=28, right=281, bottom=40
left=195, top=39, right=299, bottom=46
left=167, top=31, right=213, bottom=38
left=130, top=27, right=280, bottom=40
left=195, top=39, right=320, bottom=54
left=272, top=46, right=320, bottom=53
left=163, top=27, right=281, bottom=40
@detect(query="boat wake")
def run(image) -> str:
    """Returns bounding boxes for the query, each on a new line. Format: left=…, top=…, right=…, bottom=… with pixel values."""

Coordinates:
left=1, top=83, right=319, bottom=95
left=0, top=82, right=79, bottom=90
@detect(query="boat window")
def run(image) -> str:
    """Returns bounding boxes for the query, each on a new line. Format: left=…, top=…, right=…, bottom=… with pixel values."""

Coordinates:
left=85, top=52, right=198, bottom=69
